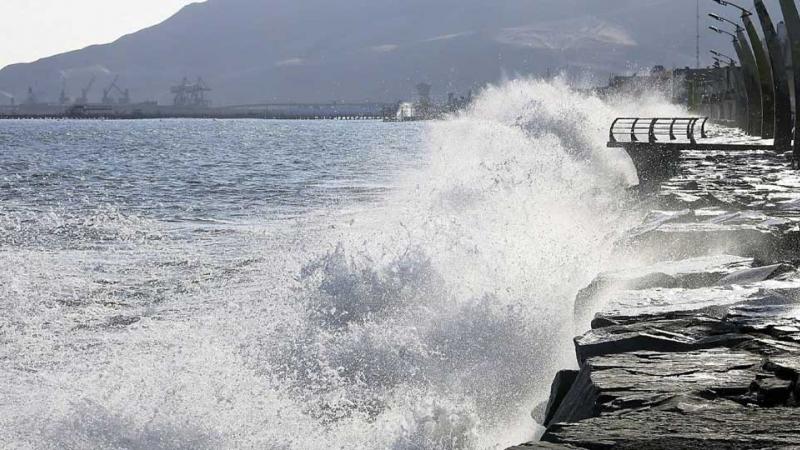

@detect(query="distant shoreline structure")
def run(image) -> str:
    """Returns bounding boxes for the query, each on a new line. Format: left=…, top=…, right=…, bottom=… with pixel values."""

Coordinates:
left=0, top=78, right=474, bottom=121
left=0, top=102, right=398, bottom=121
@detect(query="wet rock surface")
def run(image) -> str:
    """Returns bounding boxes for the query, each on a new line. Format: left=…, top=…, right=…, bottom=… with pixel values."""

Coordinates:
left=511, top=145, right=800, bottom=449
left=507, top=443, right=586, bottom=450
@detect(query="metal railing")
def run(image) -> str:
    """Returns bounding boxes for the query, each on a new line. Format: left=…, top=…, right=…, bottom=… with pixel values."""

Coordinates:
left=609, top=117, right=708, bottom=145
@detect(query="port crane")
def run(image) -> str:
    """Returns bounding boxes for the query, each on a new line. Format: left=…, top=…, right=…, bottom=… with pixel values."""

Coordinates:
left=24, top=87, right=37, bottom=105
left=171, top=77, right=211, bottom=108
left=77, top=76, right=95, bottom=105
left=59, top=79, right=69, bottom=105
left=101, top=76, right=131, bottom=105
left=117, top=87, right=130, bottom=105
left=102, top=76, right=118, bottom=104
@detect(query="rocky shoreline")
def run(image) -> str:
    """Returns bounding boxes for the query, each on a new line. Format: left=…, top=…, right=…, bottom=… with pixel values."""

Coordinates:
left=511, top=140, right=800, bottom=449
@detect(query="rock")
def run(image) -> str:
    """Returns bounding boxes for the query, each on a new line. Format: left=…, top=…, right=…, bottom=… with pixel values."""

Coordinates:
left=751, top=375, right=793, bottom=407
left=603, top=255, right=752, bottom=289
left=724, top=288, right=800, bottom=338
left=657, top=191, right=738, bottom=210
left=509, top=143, right=800, bottom=450
left=531, top=400, right=548, bottom=425
left=574, top=255, right=753, bottom=328
left=736, top=337, right=800, bottom=356
left=765, top=356, right=800, bottom=381
left=717, top=264, right=795, bottom=286
left=575, top=329, right=695, bottom=362
left=625, top=210, right=693, bottom=237
left=529, top=281, right=800, bottom=449
left=708, top=210, right=769, bottom=225
left=574, top=316, right=751, bottom=362
left=537, top=348, right=800, bottom=448
left=546, top=348, right=762, bottom=426
left=777, top=197, right=800, bottom=211
left=592, top=286, right=759, bottom=322
left=622, top=222, right=783, bottom=262
left=591, top=278, right=800, bottom=327
left=506, top=442, right=585, bottom=450
left=544, top=368, right=600, bottom=427
left=543, top=370, right=579, bottom=427
left=543, top=406, right=800, bottom=449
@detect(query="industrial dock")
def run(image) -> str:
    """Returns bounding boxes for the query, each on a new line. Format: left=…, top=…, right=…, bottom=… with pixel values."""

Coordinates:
left=0, top=76, right=398, bottom=120
left=0, top=76, right=475, bottom=121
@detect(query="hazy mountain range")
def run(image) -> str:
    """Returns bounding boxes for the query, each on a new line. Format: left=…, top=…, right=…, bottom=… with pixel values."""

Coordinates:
left=0, top=0, right=729, bottom=106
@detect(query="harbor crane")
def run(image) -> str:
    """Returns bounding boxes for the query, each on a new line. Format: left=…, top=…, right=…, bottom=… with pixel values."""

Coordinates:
left=77, top=76, right=95, bottom=105
left=24, top=87, right=38, bottom=105
left=117, top=87, right=130, bottom=105
left=101, top=76, right=131, bottom=105
left=59, top=79, right=69, bottom=105
left=102, top=76, right=118, bottom=104
left=171, top=77, right=211, bottom=108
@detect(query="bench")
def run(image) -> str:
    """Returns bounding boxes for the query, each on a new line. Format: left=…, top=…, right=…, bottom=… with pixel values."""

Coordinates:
left=609, top=117, right=708, bottom=145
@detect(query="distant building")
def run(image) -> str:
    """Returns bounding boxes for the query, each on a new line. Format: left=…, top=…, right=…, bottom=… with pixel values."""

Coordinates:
left=601, top=66, right=672, bottom=97
left=598, top=65, right=745, bottom=126
left=673, top=66, right=743, bottom=124
left=395, top=102, right=416, bottom=121
left=390, top=82, right=472, bottom=121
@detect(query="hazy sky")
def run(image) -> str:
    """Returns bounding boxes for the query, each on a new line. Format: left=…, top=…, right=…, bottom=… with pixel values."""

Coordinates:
left=0, top=0, right=202, bottom=69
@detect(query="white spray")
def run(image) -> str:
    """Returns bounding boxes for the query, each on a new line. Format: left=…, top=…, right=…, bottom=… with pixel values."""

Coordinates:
left=0, top=78, right=682, bottom=449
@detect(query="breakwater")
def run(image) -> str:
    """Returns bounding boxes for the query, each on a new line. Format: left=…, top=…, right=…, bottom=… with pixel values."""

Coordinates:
left=510, top=132, right=800, bottom=449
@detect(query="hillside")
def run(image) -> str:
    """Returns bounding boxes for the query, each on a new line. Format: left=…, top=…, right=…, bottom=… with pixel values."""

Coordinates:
left=0, top=0, right=728, bottom=105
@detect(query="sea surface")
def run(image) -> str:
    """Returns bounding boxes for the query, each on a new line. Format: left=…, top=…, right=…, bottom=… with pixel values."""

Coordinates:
left=0, top=80, right=678, bottom=449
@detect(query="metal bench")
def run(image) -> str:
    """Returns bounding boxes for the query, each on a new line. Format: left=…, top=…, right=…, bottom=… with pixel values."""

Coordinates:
left=607, top=116, right=782, bottom=189
left=609, top=117, right=708, bottom=145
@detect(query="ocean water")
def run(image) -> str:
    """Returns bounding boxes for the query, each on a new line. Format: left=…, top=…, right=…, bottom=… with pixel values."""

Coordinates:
left=0, top=79, right=680, bottom=449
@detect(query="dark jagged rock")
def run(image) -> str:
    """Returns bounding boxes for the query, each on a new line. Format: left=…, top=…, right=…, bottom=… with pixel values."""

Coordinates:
left=592, top=276, right=800, bottom=324
left=543, top=370, right=579, bottom=427
left=543, top=406, right=800, bottom=449
left=507, top=144, right=800, bottom=450
left=622, top=221, right=787, bottom=262
left=751, top=375, right=793, bottom=406
left=541, top=348, right=800, bottom=447
left=531, top=400, right=549, bottom=426
left=766, top=356, right=800, bottom=380
left=625, top=209, right=693, bottom=237
left=526, top=272, right=800, bottom=449
left=591, top=255, right=752, bottom=290
left=574, top=316, right=751, bottom=362
left=574, top=255, right=752, bottom=327
left=717, top=263, right=795, bottom=285
left=507, top=442, right=586, bottom=450
left=544, top=367, right=600, bottom=427
left=594, top=286, right=760, bottom=320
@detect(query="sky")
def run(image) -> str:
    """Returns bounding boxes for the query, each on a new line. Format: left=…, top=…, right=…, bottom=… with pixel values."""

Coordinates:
left=0, top=0, right=203, bottom=70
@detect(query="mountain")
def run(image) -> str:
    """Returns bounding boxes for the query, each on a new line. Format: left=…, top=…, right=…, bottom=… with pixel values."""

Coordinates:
left=0, top=0, right=729, bottom=106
